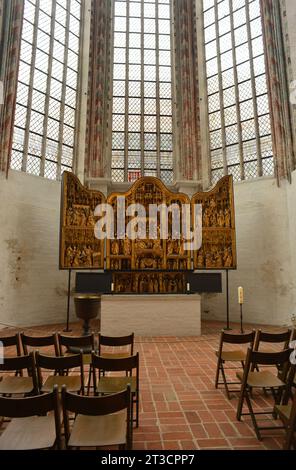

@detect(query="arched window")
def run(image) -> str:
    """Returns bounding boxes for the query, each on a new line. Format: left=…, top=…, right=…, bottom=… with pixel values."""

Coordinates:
left=11, top=0, right=82, bottom=180
left=203, top=0, right=274, bottom=183
left=111, top=0, right=174, bottom=184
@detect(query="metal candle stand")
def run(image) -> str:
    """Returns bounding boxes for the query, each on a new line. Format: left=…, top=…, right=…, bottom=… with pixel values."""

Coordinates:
left=240, top=303, right=244, bottom=334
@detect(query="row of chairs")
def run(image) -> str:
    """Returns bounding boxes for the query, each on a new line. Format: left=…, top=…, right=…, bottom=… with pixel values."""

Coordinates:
left=215, top=328, right=295, bottom=399
left=215, top=328, right=296, bottom=448
left=0, top=331, right=134, bottom=395
left=0, top=331, right=134, bottom=357
left=0, top=351, right=140, bottom=427
left=0, top=385, right=133, bottom=450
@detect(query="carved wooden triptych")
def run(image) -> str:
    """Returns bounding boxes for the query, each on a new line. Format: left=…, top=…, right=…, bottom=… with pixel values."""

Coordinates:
left=60, top=172, right=236, bottom=294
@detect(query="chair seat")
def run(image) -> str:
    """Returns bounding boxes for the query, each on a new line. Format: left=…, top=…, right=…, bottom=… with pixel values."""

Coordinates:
left=42, top=375, right=82, bottom=393
left=0, top=377, right=34, bottom=395
left=0, top=414, right=56, bottom=450
left=274, top=404, right=292, bottom=422
left=96, top=376, right=136, bottom=394
left=216, top=350, right=246, bottom=361
left=68, top=411, right=126, bottom=447
left=236, top=370, right=285, bottom=388
left=100, top=352, right=131, bottom=360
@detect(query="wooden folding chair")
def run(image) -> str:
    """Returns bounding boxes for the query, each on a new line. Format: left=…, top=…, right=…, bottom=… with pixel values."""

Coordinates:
left=0, top=333, right=23, bottom=377
left=98, top=333, right=134, bottom=359
left=62, top=385, right=132, bottom=450
left=0, top=333, right=22, bottom=356
left=58, top=333, right=95, bottom=395
left=215, top=330, right=256, bottom=399
left=274, top=385, right=296, bottom=450
left=0, top=386, right=62, bottom=450
left=252, top=329, right=292, bottom=373
left=0, top=353, right=38, bottom=396
left=92, top=352, right=139, bottom=427
left=35, top=351, right=84, bottom=394
left=21, top=332, right=60, bottom=356
left=236, top=348, right=293, bottom=440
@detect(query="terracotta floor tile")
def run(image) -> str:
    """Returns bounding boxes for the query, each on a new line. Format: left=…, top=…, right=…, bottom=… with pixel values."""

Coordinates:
left=0, top=319, right=288, bottom=451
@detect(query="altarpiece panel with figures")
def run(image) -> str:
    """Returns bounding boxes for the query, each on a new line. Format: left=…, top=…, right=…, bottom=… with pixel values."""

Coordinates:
left=192, top=175, right=236, bottom=270
left=106, top=177, right=191, bottom=294
left=60, top=172, right=105, bottom=269
left=59, top=173, right=236, bottom=293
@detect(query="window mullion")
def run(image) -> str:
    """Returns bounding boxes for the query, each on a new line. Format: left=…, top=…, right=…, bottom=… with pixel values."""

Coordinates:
left=245, top=1, right=262, bottom=177
left=229, top=0, right=244, bottom=180
left=213, top=0, right=227, bottom=176
left=56, top=0, right=71, bottom=180
left=40, top=0, right=57, bottom=177
left=124, top=1, right=130, bottom=181
left=21, top=0, right=40, bottom=172
left=140, top=0, right=145, bottom=178
left=155, top=0, right=160, bottom=178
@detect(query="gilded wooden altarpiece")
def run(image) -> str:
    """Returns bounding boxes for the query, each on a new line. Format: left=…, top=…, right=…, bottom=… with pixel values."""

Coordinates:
left=60, top=173, right=236, bottom=292
left=59, top=171, right=105, bottom=269
left=192, top=175, right=236, bottom=270
left=106, top=177, right=191, bottom=294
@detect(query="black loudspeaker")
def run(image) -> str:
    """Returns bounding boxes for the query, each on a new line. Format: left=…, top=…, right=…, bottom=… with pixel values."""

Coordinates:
left=75, top=272, right=113, bottom=294
left=186, top=273, right=222, bottom=293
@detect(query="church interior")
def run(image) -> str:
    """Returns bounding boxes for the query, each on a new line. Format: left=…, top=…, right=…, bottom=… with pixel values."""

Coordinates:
left=0, top=0, right=296, bottom=453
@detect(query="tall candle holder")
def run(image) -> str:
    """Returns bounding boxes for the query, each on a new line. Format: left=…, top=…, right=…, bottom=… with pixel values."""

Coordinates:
left=238, top=286, right=244, bottom=333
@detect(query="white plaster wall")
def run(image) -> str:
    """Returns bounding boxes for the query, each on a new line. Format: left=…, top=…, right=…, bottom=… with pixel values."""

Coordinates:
left=202, top=176, right=295, bottom=327
left=0, top=170, right=295, bottom=329
left=0, top=170, right=75, bottom=328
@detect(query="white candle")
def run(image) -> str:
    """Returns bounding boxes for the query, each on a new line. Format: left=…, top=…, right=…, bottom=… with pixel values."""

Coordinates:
left=111, top=282, right=114, bottom=292
left=186, top=282, right=190, bottom=292
left=238, top=286, right=244, bottom=304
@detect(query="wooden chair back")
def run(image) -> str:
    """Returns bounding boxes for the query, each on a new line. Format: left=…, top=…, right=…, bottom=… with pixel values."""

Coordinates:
left=61, top=384, right=132, bottom=448
left=92, top=352, right=139, bottom=391
left=0, top=352, right=38, bottom=393
left=0, top=386, right=62, bottom=449
left=241, top=348, right=292, bottom=386
left=35, top=351, right=84, bottom=391
left=58, top=334, right=95, bottom=355
left=0, top=333, right=22, bottom=355
left=220, top=330, right=256, bottom=345
left=92, top=352, right=139, bottom=374
left=21, top=333, right=59, bottom=356
left=98, top=333, right=134, bottom=355
left=254, top=329, right=292, bottom=350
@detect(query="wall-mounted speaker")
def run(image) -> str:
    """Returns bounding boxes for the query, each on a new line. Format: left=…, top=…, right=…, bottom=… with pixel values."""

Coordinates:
left=75, top=272, right=112, bottom=294
left=186, top=273, right=222, bottom=293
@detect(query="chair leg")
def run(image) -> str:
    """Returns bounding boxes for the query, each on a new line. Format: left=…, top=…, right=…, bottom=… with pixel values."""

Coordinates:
left=236, top=386, right=245, bottom=421
left=220, top=363, right=231, bottom=400
left=245, top=390, right=262, bottom=441
left=86, top=365, right=92, bottom=396
left=214, top=359, right=221, bottom=389
left=136, top=395, right=139, bottom=428
left=283, top=426, right=294, bottom=450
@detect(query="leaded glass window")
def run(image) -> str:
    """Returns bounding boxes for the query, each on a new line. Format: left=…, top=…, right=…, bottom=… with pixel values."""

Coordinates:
left=203, top=0, right=274, bottom=183
left=11, top=0, right=81, bottom=180
left=111, top=0, right=174, bottom=184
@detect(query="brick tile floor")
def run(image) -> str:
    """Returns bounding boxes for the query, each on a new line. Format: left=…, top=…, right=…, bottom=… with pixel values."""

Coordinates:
left=0, top=319, right=290, bottom=450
